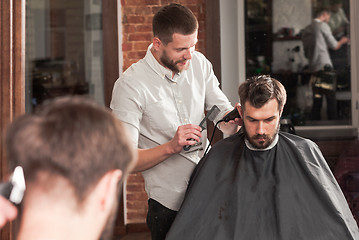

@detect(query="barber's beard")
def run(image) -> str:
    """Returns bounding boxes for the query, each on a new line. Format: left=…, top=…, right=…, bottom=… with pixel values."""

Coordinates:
left=160, top=49, right=188, bottom=74
left=243, top=123, right=280, bottom=149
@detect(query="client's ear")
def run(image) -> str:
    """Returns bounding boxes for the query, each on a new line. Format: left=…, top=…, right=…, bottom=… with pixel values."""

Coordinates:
left=96, top=170, right=123, bottom=212
left=237, top=105, right=243, bottom=119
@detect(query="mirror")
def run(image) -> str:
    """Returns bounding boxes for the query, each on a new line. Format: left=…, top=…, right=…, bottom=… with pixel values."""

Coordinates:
left=245, top=0, right=351, bottom=127
left=25, top=0, right=105, bottom=113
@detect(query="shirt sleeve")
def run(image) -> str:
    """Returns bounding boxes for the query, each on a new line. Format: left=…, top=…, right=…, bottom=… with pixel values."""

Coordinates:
left=321, top=22, right=338, bottom=50
left=110, top=77, right=142, bottom=147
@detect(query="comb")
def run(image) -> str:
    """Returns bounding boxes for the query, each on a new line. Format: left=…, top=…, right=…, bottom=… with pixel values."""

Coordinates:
left=183, top=105, right=220, bottom=151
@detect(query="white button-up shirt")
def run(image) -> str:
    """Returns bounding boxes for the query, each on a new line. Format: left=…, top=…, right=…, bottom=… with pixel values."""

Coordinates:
left=110, top=44, right=233, bottom=210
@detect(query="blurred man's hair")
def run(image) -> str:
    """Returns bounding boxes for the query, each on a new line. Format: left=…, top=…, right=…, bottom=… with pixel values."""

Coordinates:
left=152, top=3, right=198, bottom=45
left=315, top=7, right=331, bottom=18
left=238, top=75, right=287, bottom=111
left=5, top=96, right=134, bottom=205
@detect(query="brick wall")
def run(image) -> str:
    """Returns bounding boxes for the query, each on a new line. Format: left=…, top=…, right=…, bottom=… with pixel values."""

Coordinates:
left=120, top=0, right=206, bottom=224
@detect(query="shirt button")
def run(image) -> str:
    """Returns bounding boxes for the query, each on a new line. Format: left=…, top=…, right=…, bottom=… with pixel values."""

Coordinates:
left=178, top=100, right=182, bottom=104
left=184, top=118, right=188, bottom=122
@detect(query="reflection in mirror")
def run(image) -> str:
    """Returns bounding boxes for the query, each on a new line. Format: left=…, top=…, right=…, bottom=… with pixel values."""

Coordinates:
left=25, top=0, right=104, bottom=113
left=245, top=0, right=351, bottom=127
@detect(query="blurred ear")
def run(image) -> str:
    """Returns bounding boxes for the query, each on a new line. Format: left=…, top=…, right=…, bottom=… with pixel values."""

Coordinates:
left=96, top=170, right=122, bottom=212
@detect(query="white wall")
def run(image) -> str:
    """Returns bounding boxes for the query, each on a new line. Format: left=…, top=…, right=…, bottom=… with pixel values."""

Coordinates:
left=219, top=0, right=245, bottom=106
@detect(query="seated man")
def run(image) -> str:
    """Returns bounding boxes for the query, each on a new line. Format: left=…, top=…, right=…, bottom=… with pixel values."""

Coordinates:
left=166, top=75, right=359, bottom=240
left=4, top=96, right=136, bottom=240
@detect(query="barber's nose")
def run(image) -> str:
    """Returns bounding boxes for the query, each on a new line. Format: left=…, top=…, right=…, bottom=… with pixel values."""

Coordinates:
left=185, top=46, right=195, bottom=60
left=184, top=49, right=193, bottom=60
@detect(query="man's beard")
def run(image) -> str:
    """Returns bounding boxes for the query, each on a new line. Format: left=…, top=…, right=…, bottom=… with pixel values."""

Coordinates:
left=243, top=123, right=280, bottom=149
left=160, top=49, right=188, bottom=74
left=99, top=184, right=122, bottom=240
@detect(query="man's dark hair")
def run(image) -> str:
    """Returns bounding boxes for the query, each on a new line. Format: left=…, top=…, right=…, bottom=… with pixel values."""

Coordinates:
left=5, top=96, right=134, bottom=205
left=152, top=3, right=198, bottom=45
left=315, top=7, right=330, bottom=18
left=329, top=0, right=342, bottom=5
left=238, top=75, right=287, bottom=111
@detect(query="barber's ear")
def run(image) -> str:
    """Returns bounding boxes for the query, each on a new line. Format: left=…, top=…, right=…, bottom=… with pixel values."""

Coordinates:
left=97, top=170, right=122, bottom=212
left=153, top=37, right=162, bottom=51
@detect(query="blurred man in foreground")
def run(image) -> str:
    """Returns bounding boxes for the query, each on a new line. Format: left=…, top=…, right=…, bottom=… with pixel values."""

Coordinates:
left=5, top=96, right=136, bottom=240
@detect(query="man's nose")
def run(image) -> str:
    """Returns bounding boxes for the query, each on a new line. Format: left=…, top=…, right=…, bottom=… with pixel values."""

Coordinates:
left=184, top=48, right=193, bottom=60
left=256, top=122, right=265, bottom=135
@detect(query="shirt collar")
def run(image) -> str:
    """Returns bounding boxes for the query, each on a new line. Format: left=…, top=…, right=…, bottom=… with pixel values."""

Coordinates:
left=144, top=43, right=183, bottom=82
left=244, top=133, right=279, bottom=151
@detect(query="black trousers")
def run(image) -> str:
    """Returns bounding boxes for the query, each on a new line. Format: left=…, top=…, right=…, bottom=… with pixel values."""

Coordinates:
left=146, top=198, right=177, bottom=240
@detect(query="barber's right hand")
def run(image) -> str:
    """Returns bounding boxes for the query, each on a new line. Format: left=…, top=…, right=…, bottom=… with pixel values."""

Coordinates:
left=0, top=196, right=17, bottom=228
left=169, top=124, right=202, bottom=153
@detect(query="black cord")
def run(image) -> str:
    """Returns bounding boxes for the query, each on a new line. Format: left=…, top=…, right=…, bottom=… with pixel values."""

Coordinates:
left=203, top=120, right=224, bottom=157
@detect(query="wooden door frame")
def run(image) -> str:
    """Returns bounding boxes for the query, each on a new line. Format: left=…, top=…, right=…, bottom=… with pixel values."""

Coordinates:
left=0, top=0, right=121, bottom=239
left=0, top=0, right=25, bottom=239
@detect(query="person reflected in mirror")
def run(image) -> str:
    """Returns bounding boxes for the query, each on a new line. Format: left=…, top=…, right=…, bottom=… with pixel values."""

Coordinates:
left=166, top=75, right=359, bottom=240
left=328, top=0, right=349, bottom=39
left=5, top=96, right=137, bottom=240
left=110, top=3, right=241, bottom=239
left=302, top=7, right=349, bottom=121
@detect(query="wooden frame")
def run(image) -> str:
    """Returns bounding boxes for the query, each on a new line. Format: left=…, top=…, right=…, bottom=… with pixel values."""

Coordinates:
left=0, top=0, right=25, bottom=239
left=0, top=0, right=121, bottom=239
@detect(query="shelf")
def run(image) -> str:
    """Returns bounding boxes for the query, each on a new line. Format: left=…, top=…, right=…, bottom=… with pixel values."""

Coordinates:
left=274, top=36, right=301, bottom=41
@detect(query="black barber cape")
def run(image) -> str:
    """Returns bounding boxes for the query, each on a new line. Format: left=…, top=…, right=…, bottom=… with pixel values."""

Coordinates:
left=166, top=131, right=359, bottom=240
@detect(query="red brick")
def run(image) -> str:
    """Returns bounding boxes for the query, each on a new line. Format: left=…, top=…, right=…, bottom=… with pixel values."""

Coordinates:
left=123, top=24, right=136, bottom=33
left=127, top=201, right=148, bottom=209
left=127, top=173, right=144, bottom=182
left=134, top=42, right=151, bottom=51
left=126, top=184, right=145, bottom=192
left=136, top=24, right=152, bottom=33
left=122, top=42, right=133, bottom=51
left=124, top=0, right=160, bottom=6
left=127, top=192, right=148, bottom=201
left=128, top=33, right=153, bottom=42
left=126, top=15, right=145, bottom=24
left=127, top=51, right=146, bottom=59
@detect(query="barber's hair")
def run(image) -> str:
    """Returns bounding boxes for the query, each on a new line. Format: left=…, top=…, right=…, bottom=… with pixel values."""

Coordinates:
left=5, top=96, right=135, bottom=204
left=153, top=3, right=198, bottom=45
left=238, top=75, right=287, bottom=111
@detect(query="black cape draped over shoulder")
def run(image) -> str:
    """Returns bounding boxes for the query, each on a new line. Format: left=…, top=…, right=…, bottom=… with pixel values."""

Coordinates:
left=166, top=131, right=359, bottom=240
